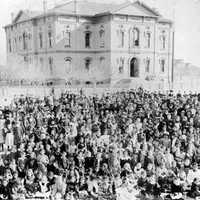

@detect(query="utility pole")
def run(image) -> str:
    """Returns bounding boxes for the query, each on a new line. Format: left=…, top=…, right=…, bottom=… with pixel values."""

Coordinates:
left=43, top=0, right=48, bottom=83
left=74, top=0, right=77, bottom=15
left=171, top=2, right=176, bottom=90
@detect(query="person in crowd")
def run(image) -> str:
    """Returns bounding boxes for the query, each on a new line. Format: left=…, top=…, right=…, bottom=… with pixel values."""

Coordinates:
left=1, top=89, right=200, bottom=199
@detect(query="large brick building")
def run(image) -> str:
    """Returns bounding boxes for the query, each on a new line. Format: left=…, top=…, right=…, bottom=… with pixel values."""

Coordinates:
left=4, top=0, right=174, bottom=88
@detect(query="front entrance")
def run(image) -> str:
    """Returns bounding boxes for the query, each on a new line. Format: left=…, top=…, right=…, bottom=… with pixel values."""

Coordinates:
left=130, top=57, right=139, bottom=77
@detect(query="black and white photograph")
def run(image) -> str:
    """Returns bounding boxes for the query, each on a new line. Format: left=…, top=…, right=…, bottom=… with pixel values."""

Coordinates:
left=0, top=0, right=199, bottom=199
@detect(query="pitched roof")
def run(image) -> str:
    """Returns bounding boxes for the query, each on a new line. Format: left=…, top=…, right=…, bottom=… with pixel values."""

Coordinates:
left=13, top=10, right=42, bottom=23
left=50, top=0, right=161, bottom=17
left=50, top=1, right=120, bottom=16
left=8, top=0, right=171, bottom=26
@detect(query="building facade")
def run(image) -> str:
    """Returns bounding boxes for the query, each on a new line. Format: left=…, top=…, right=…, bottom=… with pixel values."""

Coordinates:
left=173, top=59, right=200, bottom=92
left=4, top=0, right=174, bottom=88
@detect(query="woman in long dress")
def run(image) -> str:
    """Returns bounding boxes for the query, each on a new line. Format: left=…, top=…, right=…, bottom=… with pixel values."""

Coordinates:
left=0, top=118, right=5, bottom=151
left=5, top=126, right=14, bottom=151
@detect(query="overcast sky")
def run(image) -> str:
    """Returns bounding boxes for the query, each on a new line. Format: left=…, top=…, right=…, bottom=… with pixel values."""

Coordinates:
left=0, top=0, right=200, bottom=66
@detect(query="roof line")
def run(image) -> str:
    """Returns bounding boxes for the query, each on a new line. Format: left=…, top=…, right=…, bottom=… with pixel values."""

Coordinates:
left=53, top=0, right=76, bottom=9
left=106, top=0, right=161, bottom=17
left=109, top=2, right=132, bottom=13
left=137, top=1, right=161, bottom=16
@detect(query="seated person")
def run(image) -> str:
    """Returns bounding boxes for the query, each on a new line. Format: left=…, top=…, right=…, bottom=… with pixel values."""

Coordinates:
left=188, top=178, right=200, bottom=198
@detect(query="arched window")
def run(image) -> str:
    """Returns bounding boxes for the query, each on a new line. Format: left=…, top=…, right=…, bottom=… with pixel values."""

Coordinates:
left=64, top=58, right=72, bottom=73
left=85, top=32, right=91, bottom=48
left=99, top=28, right=105, bottom=48
left=133, top=28, right=140, bottom=47
left=85, top=57, right=92, bottom=71
left=160, top=31, right=166, bottom=50
left=145, top=57, right=150, bottom=73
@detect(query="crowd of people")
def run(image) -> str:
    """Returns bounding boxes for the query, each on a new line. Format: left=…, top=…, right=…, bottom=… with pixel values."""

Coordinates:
left=0, top=88, right=200, bottom=200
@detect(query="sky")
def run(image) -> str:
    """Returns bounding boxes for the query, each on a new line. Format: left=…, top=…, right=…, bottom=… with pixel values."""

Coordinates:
left=0, top=0, right=200, bottom=67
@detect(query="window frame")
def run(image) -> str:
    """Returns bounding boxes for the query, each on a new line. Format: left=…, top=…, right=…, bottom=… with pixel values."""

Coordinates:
left=8, top=39, right=12, bottom=52
left=160, top=31, right=167, bottom=50
left=99, top=29, right=105, bottom=48
left=133, top=28, right=140, bottom=47
left=85, top=57, right=92, bottom=71
left=119, top=57, right=125, bottom=74
left=39, top=32, right=43, bottom=49
left=65, top=31, right=71, bottom=48
left=48, top=57, right=53, bottom=75
left=48, top=30, right=53, bottom=48
left=160, top=59, right=165, bottom=73
left=85, top=31, right=91, bottom=48
left=64, top=57, right=72, bottom=73
left=145, top=58, right=150, bottom=73
left=146, top=32, right=151, bottom=48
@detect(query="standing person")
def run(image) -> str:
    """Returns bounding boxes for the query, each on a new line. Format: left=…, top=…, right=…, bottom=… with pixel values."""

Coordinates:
left=5, top=124, right=14, bottom=151
left=0, top=116, right=5, bottom=151
left=12, top=121, right=23, bottom=149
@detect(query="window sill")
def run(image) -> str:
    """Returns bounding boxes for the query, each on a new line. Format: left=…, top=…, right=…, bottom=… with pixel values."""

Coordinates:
left=130, top=46, right=140, bottom=49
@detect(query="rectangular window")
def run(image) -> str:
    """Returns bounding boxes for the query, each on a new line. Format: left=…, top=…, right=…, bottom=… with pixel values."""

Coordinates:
left=40, top=57, right=44, bottom=72
left=8, top=39, right=12, bottom=52
left=65, top=31, right=71, bottom=47
left=162, top=36, right=166, bottom=49
left=48, top=31, right=53, bottom=48
left=19, top=36, right=22, bottom=50
left=39, top=33, right=43, bottom=49
left=49, top=57, right=53, bottom=75
left=99, top=30, right=105, bottom=48
left=24, top=56, right=28, bottom=62
left=23, top=33, right=27, bottom=50
left=120, top=31, right=124, bottom=47
left=28, top=34, right=32, bottom=50
left=119, top=58, right=124, bottom=73
left=147, top=33, right=151, bottom=48
left=14, top=38, right=17, bottom=52
left=145, top=59, right=150, bottom=73
left=85, top=58, right=91, bottom=71
left=160, top=59, right=165, bottom=73
left=85, top=32, right=91, bottom=48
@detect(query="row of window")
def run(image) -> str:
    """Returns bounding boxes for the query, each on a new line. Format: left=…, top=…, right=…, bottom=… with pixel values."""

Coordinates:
left=118, top=57, right=166, bottom=74
left=36, top=57, right=106, bottom=75
left=8, top=32, right=33, bottom=52
left=42, top=57, right=165, bottom=77
left=117, top=28, right=167, bottom=49
left=8, top=28, right=166, bottom=52
left=24, top=55, right=166, bottom=75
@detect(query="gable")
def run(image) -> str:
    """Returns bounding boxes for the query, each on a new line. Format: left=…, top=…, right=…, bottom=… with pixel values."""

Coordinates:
left=13, top=10, right=41, bottom=24
left=112, top=2, right=160, bottom=18
left=13, top=11, right=30, bottom=23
